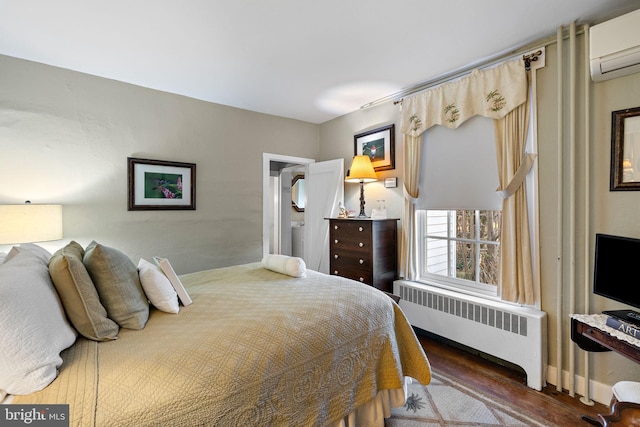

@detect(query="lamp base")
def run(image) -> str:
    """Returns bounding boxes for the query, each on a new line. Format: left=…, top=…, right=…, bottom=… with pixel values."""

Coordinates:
left=358, top=181, right=367, bottom=217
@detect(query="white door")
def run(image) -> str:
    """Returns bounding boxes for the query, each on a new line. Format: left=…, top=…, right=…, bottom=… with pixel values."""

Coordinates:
left=279, top=169, right=293, bottom=256
left=304, top=159, right=344, bottom=273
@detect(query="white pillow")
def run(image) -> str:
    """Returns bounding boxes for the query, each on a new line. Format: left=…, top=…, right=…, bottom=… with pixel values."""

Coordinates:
left=0, top=252, right=7, bottom=265
left=6, top=243, right=52, bottom=265
left=138, top=259, right=180, bottom=314
left=0, top=251, right=77, bottom=395
left=262, top=254, right=307, bottom=278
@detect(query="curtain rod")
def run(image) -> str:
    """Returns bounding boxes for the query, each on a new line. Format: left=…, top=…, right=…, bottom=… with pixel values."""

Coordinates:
left=361, top=25, right=585, bottom=109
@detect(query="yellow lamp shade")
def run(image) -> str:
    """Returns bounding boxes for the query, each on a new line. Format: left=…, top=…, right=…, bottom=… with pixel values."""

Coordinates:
left=0, top=204, right=63, bottom=244
left=345, top=155, right=377, bottom=182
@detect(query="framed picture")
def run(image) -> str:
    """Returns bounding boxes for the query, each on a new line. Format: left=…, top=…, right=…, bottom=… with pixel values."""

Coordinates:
left=128, top=157, right=196, bottom=210
left=610, top=106, right=640, bottom=191
left=354, top=124, right=395, bottom=171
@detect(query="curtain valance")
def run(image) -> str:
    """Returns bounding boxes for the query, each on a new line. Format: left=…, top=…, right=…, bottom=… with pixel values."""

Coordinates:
left=400, top=58, right=528, bottom=137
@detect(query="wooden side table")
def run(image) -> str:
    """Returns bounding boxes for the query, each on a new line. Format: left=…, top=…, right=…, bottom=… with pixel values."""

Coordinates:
left=571, top=315, right=640, bottom=426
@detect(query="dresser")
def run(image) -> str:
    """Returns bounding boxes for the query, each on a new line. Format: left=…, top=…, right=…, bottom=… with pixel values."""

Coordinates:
left=327, top=218, right=398, bottom=293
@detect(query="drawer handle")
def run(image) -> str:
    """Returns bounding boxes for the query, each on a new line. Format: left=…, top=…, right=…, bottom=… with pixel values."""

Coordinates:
left=334, top=254, right=339, bottom=259
left=358, top=227, right=364, bottom=232
left=358, top=242, right=364, bottom=248
left=359, top=259, right=364, bottom=264
left=334, top=239, right=339, bottom=244
left=334, top=225, right=339, bottom=230
left=359, top=277, right=364, bottom=282
left=334, top=270, right=339, bottom=275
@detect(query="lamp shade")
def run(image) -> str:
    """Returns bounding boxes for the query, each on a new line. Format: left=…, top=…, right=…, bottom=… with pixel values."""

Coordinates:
left=0, top=204, right=63, bottom=244
left=345, top=155, right=377, bottom=182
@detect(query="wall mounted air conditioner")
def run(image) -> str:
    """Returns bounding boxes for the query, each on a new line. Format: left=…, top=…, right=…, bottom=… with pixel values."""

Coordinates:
left=590, top=9, right=640, bottom=82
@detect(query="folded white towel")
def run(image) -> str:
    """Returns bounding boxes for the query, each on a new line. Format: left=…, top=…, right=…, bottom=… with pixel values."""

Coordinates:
left=262, top=254, right=307, bottom=278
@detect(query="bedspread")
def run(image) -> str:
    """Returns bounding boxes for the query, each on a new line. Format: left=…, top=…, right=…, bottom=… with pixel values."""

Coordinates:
left=13, top=263, right=431, bottom=426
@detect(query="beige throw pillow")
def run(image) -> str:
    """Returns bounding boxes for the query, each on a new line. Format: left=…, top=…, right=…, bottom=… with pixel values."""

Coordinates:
left=84, top=241, right=149, bottom=330
left=49, top=241, right=119, bottom=341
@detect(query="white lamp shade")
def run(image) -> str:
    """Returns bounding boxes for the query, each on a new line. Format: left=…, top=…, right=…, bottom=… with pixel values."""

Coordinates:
left=0, top=204, right=63, bottom=244
left=345, top=155, right=377, bottom=183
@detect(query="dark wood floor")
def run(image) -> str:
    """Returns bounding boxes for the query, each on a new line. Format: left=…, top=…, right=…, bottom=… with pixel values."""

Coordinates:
left=416, top=329, right=610, bottom=426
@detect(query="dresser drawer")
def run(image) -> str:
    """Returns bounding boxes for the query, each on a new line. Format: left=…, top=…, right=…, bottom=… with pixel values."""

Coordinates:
left=330, top=237, right=372, bottom=254
left=331, top=252, right=372, bottom=270
left=330, top=221, right=371, bottom=241
left=330, top=268, right=372, bottom=285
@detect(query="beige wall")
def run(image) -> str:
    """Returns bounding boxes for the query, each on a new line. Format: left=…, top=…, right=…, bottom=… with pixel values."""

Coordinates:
left=0, top=54, right=320, bottom=273
left=319, top=38, right=640, bottom=390
left=318, top=102, right=404, bottom=221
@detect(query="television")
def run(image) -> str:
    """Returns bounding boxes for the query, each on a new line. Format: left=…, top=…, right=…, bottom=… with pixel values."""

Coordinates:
left=593, top=233, right=640, bottom=326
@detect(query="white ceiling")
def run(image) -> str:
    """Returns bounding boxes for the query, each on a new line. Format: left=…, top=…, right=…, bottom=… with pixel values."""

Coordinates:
left=1, top=1, right=638, bottom=124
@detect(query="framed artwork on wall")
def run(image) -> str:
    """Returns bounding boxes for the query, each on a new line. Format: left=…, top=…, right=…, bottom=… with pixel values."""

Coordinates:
left=354, top=124, right=395, bottom=171
left=128, top=157, right=196, bottom=210
left=610, top=106, right=640, bottom=191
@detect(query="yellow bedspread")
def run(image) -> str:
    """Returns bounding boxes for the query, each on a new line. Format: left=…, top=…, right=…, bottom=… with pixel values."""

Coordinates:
left=13, top=263, right=431, bottom=426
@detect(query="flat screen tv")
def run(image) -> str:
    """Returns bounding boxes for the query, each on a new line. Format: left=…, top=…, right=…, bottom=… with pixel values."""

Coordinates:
left=594, top=233, right=640, bottom=325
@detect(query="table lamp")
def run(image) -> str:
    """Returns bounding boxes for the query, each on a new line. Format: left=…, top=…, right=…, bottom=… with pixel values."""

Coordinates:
left=0, top=203, right=63, bottom=244
left=345, top=155, right=377, bottom=217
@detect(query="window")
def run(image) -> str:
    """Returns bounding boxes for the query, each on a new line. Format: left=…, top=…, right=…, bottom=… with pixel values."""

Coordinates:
left=411, top=54, right=543, bottom=300
left=418, top=209, right=501, bottom=295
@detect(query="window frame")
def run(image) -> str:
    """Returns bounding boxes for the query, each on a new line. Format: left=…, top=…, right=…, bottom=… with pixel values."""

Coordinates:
left=416, top=209, right=500, bottom=297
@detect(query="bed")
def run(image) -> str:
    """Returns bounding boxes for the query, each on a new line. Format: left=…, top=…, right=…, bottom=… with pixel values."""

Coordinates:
left=1, top=243, right=431, bottom=426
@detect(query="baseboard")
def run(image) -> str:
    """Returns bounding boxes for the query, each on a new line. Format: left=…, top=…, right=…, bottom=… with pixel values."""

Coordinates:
left=546, top=365, right=613, bottom=406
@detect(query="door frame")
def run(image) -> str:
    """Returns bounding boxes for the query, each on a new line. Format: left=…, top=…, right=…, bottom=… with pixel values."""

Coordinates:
left=262, top=153, right=315, bottom=260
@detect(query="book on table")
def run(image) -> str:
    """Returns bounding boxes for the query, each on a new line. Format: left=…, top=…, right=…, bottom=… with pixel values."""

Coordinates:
left=605, top=315, right=640, bottom=339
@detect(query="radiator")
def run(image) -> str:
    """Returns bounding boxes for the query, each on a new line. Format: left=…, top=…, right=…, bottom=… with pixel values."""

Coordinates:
left=394, top=280, right=547, bottom=390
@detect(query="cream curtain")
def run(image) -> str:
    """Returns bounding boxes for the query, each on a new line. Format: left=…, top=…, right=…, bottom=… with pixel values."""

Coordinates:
left=494, top=86, right=535, bottom=304
left=399, top=58, right=537, bottom=304
left=400, top=134, right=421, bottom=280
left=400, top=59, right=528, bottom=136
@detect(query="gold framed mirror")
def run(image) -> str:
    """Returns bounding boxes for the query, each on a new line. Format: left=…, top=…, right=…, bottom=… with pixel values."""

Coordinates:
left=611, top=106, right=640, bottom=191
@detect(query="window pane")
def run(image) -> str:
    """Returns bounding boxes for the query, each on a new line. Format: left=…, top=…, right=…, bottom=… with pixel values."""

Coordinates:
left=426, top=210, right=449, bottom=238
left=455, top=241, right=475, bottom=281
left=419, top=208, right=502, bottom=293
left=479, top=243, right=500, bottom=286
left=426, top=237, right=449, bottom=276
left=456, top=210, right=475, bottom=240
left=479, top=210, right=502, bottom=242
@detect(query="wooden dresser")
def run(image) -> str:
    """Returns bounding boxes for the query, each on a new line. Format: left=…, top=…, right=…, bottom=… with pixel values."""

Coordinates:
left=327, top=218, right=398, bottom=293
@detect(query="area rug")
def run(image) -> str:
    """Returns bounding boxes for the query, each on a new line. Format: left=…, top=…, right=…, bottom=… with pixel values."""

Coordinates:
left=386, top=372, right=549, bottom=426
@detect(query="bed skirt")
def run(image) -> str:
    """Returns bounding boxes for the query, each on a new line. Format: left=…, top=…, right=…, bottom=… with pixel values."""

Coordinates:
left=331, top=377, right=410, bottom=427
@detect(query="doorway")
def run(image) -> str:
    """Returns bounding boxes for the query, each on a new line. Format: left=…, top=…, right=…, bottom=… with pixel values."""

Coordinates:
left=262, top=153, right=314, bottom=260
left=262, top=154, right=344, bottom=273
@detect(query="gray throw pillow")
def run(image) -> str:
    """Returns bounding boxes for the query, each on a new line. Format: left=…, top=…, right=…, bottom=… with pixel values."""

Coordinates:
left=83, top=241, right=149, bottom=330
left=49, top=241, right=119, bottom=341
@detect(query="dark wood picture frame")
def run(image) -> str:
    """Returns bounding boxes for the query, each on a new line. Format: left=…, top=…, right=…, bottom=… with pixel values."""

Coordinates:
left=354, top=124, right=395, bottom=171
left=611, top=106, right=640, bottom=191
left=128, top=157, right=196, bottom=210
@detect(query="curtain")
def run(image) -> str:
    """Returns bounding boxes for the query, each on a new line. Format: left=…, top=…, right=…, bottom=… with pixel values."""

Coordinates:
left=399, top=57, right=537, bottom=304
left=494, top=85, right=536, bottom=304
left=399, top=133, right=421, bottom=280
left=400, top=59, right=528, bottom=136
